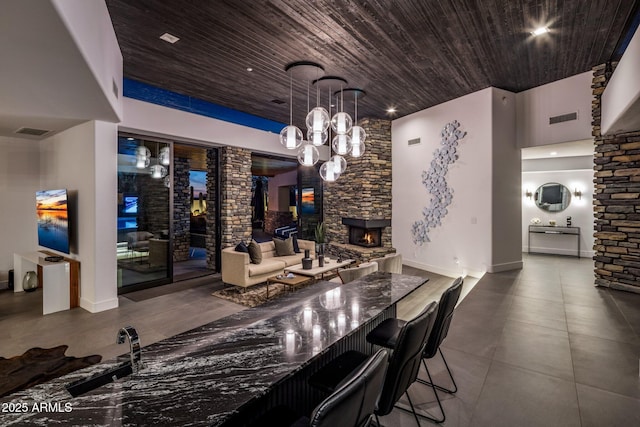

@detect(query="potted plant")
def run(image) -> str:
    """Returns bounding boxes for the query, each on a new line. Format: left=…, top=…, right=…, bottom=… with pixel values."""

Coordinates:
left=315, top=221, right=326, bottom=256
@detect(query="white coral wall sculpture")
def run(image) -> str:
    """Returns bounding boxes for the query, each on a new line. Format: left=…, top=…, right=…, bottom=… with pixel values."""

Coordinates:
left=411, top=120, right=467, bottom=245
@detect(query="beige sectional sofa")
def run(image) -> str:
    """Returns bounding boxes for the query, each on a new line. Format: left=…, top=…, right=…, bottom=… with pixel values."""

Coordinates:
left=221, top=239, right=316, bottom=289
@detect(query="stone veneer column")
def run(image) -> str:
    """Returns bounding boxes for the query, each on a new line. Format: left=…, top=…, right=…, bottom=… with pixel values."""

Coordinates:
left=173, top=157, right=191, bottom=262
left=323, top=118, right=394, bottom=262
left=137, top=174, right=169, bottom=236
left=206, top=148, right=218, bottom=270
left=220, top=146, right=252, bottom=248
left=593, top=62, right=640, bottom=294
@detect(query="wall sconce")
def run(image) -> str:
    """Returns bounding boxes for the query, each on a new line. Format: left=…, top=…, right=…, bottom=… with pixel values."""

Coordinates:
left=573, top=188, right=582, bottom=200
left=525, top=189, right=532, bottom=199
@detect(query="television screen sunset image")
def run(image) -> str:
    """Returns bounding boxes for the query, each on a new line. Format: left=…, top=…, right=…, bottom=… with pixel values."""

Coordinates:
left=36, top=189, right=70, bottom=253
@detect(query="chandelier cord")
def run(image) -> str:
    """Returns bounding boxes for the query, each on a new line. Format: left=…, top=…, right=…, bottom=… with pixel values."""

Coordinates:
left=289, top=71, right=293, bottom=125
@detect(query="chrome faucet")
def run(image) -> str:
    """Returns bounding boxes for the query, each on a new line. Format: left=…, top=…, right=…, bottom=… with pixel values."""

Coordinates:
left=117, top=326, right=143, bottom=372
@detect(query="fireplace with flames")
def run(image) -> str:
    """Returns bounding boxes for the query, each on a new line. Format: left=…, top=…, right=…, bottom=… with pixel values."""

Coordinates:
left=342, top=218, right=391, bottom=248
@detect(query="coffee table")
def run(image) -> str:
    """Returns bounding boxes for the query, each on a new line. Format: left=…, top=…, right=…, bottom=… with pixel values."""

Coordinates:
left=286, top=258, right=355, bottom=280
left=266, top=273, right=312, bottom=299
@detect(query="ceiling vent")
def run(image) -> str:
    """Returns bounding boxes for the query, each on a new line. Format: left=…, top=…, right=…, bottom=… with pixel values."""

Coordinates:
left=408, top=137, right=421, bottom=146
left=15, top=127, right=50, bottom=136
left=549, top=112, right=578, bottom=125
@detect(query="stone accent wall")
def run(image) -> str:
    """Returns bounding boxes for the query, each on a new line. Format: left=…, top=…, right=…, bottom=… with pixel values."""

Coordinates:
left=265, top=210, right=293, bottom=235
left=323, top=118, right=395, bottom=263
left=593, top=62, right=640, bottom=294
left=206, top=148, right=218, bottom=270
left=173, top=157, right=191, bottom=262
left=137, top=174, right=169, bottom=236
left=221, top=146, right=252, bottom=248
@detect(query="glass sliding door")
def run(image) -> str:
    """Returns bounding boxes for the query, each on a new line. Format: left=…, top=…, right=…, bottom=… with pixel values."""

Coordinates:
left=117, top=135, right=171, bottom=291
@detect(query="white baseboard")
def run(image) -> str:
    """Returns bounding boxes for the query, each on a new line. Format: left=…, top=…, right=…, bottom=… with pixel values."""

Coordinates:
left=487, top=260, right=523, bottom=273
left=404, top=259, right=485, bottom=279
left=523, top=246, right=594, bottom=258
left=80, top=296, right=119, bottom=313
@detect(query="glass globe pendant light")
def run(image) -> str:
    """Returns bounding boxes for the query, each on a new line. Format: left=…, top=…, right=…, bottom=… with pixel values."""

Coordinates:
left=150, top=143, right=167, bottom=179
left=331, top=86, right=353, bottom=135
left=348, top=88, right=367, bottom=158
left=158, top=145, right=171, bottom=166
left=280, top=70, right=303, bottom=150
left=331, top=133, right=352, bottom=156
left=297, top=143, right=319, bottom=166
left=331, top=154, right=347, bottom=174
left=135, top=145, right=151, bottom=169
left=319, top=158, right=338, bottom=182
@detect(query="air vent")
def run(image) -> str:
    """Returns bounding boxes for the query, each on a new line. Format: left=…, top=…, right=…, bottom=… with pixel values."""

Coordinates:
left=15, top=127, right=50, bottom=136
left=271, top=99, right=286, bottom=105
left=408, top=138, right=421, bottom=146
left=549, top=112, right=578, bottom=125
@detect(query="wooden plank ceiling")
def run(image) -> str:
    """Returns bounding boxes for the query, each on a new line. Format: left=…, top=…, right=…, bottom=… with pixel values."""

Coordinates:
left=106, top=0, right=639, bottom=129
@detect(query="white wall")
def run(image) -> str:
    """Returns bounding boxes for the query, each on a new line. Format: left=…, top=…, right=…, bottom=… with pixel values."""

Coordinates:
left=392, top=88, right=494, bottom=278
left=491, top=88, right=522, bottom=271
left=40, top=121, right=119, bottom=312
left=52, top=0, right=123, bottom=120
left=0, top=137, right=41, bottom=283
left=601, top=25, right=640, bottom=135
left=522, top=165, right=594, bottom=257
left=517, top=71, right=593, bottom=148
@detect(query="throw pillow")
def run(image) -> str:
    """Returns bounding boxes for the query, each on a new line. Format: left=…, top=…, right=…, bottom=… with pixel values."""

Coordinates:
left=248, top=240, right=262, bottom=264
left=235, top=241, right=249, bottom=253
left=292, top=234, right=301, bottom=253
left=273, top=237, right=295, bottom=256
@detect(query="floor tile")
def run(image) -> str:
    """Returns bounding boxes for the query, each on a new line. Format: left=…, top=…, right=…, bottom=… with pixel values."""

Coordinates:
left=564, top=302, right=639, bottom=344
left=507, top=295, right=567, bottom=331
left=513, top=278, right=564, bottom=303
left=570, top=333, right=640, bottom=399
left=492, top=321, right=574, bottom=381
left=576, top=383, right=640, bottom=427
left=469, top=361, right=581, bottom=427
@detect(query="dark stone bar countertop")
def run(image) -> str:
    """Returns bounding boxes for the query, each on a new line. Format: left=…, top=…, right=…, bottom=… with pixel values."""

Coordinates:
left=1, top=272, right=428, bottom=426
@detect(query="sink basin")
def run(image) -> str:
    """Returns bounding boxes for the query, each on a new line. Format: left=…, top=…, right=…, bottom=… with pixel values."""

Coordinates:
left=65, top=362, right=133, bottom=397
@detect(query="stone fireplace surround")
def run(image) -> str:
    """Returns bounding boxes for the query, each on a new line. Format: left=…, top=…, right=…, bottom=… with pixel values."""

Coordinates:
left=323, top=118, right=396, bottom=264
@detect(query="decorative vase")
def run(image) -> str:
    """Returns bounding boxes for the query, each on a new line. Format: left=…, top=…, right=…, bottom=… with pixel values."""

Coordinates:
left=302, top=249, right=313, bottom=270
left=318, top=254, right=324, bottom=267
left=22, top=271, right=38, bottom=292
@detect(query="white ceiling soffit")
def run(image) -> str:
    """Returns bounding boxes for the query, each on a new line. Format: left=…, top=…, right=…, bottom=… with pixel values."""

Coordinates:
left=521, top=139, right=594, bottom=160
left=0, top=0, right=120, bottom=140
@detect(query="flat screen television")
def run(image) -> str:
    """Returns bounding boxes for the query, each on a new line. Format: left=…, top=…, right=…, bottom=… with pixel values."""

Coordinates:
left=36, top=189, right=70, bottom=254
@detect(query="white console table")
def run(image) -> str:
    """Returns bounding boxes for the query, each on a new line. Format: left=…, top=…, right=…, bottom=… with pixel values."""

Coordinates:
left=528, top=225, right=581, bottom=258
left=13, top=252, right=78, bottom=315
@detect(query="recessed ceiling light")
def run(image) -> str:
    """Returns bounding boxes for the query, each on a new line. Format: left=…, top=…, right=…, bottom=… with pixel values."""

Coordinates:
left=550, top=151, right=557, bottom=156
left=387, top=107, right=397, bottom=114
left=160, top=33, right=180, bottom=44
left=127, top=137, right=135, bottom=141
left=246, top=67, right=253, bottom=72
left=532, top=27, right=549, bottom=36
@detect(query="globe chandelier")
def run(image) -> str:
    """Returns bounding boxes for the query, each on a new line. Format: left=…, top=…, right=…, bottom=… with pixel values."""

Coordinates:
left=280, top=61, right=367, bottom=182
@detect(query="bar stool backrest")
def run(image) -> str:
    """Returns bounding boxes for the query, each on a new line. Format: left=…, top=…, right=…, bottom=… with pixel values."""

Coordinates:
left=423, top=277, right=463, bottom=358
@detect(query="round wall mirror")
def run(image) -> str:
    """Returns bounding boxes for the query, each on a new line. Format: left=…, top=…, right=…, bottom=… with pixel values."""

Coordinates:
left=534, top=182, right=571, bottom=212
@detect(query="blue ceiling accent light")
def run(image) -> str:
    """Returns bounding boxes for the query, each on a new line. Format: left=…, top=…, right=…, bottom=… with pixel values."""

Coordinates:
left=123, top=78, right=286, bottom=133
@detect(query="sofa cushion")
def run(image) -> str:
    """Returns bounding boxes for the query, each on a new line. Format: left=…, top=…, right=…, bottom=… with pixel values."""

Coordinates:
left=278, top=254, right=305, bottom=267
left=235, top=241, right=249, bottom=253
left=248, top=259, right=285, bottom=277
left=273, top=237, right=295, bottom=256
left=248, top=240, right=262, bottom=264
